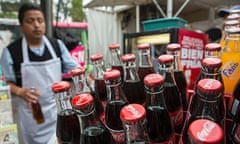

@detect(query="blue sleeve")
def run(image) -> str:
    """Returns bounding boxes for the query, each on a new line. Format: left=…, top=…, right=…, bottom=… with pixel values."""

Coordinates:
left=57, top=39, right=79, bottom=73
left=0, top=48, right=16, bottom=82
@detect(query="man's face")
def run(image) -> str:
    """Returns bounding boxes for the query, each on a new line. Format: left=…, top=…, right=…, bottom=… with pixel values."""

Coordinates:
left=20, top=10, right=46, bottom=40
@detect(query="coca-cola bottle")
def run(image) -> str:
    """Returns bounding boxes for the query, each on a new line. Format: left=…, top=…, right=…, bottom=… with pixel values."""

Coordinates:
left=157, top=54, right=184, bottom=134
left=230, top=79, right=240, bottom=118
left=204, top=43, right=222, bottom=58
left=229, top=100, right=240, bottom=144
left=104, top=69, right=128, bottom=144
left=90, top=54, right=107, bottom=107
left=182, top=78, right=225, bottom=143
left=71, top=93, right=115, bottom=144
left=51, top=81, right=80, bottom=144
left=167, top=43, right=188, bottom=110
left=137, top=43, right=155, bottom=82
left=144, top=73, right=175, bottom=143
left=194, top=57, right=224, bottom=93
left=187, top=119, right=224, bottom=144
left=70, top=67, right=104, bottom=119
left=120, top=103, right=150, bottom=144
left=121, top=53, right=146, bottom=104
left=108, top=43, right=124, bottom=81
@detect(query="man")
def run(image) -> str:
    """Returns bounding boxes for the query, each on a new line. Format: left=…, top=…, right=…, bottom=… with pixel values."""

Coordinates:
left=218, top=5, right=240, bottom=18
left=0, top=3, right=79, bottom=144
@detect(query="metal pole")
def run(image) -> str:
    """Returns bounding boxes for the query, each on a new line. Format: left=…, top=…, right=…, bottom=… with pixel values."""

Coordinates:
left=167, top=0, right=173, bottom=17
left=41, top=0, right=53, bottom=37
left=136, top=5, right=140, bottom=32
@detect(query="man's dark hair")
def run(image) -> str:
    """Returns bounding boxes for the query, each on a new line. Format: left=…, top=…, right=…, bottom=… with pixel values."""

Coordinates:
left=18, top=3, right=42, bottom=25
left=205, top=28, right=222, bottom=42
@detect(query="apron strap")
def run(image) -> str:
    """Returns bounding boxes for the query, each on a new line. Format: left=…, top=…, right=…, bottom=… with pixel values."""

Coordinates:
left=22, top=36, right=58, bottom=63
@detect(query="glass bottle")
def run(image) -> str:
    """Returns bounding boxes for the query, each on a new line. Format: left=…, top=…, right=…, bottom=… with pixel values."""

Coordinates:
left=137, top=43, right=155, bottom=82
left=182, top=78, right=225, bottom=143
left=120, top=103, right=150, bottom=144
left=187, top=119, right=224, bottom=144
left=30, top=87, right=45, bottom=124
left=71, top=93, right=115, bottom=144
left=229, top=101, right=240, bottom=144
left=230, top=79, right=240, bottom=118
left=70, top=67, right=104, bottom=119
left=144, top=73, right=175, bottom=143
left=204, top=43, right=222, bottom=58
left=221, top=27, right=240, bottom=95
left=90, top=54, right=107, bottom=107
left=52, top=81, right=80, bottom=144
left=121, top=53, right=146, bottom=104
left=157, top=54, right=184, bottom=134
left=194, top=57, right=224, bottom=93
left=167, top=43, right=188, bottom=111
left=104, top=69, right=128, bottom=144
left=108, top=43, right=124, bottom=81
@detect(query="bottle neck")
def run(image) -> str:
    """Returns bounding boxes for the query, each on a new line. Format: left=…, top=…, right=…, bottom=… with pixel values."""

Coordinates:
left=110, top=49, right=122, bottom=66
left=168, top=50, right=183, bottom=71
left=55, top=91, right=73, bottom=114
left=159, top=63, right=176, bottom=83
left=92, top=59, right=106, bottom=79
left=72, top=73, right=92, bottom=94
left=138, top=49, right=153, bottom=67
left=124, top=120, right=149, bottom=144
left=200, top=66, right=222, bottom=80
left=145, top=85, right=167, bottom=107
left=105, top=78, right=126, bottom=101
left=123, top=61, right=140, bottom=81
left=204, top=50, right=221, bottom=58
left=224, top=33, right=240, bottom=52
left=197, top=90, right=223, bottom=101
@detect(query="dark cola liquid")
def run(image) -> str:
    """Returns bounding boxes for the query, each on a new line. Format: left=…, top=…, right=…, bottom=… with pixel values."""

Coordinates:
left=94, top=79, right=107, bottom=101
left=90, top=92, right=104, bottom=119
left=174, top=71, right=188, bottom=110
left=56, top=110, right=80, bottom=144
left=111, top=65, right=124, bottom=82
left=105, top=100, right=128, bottom=130
left=122, top=81, right=145, bottom=104
left=163, top=83, right=184, bottom=133
left=138, top=67, right=155, bottom=82
left=81, top=125, right=115, bottom=144
left=146, top=106, right=174, bottom=143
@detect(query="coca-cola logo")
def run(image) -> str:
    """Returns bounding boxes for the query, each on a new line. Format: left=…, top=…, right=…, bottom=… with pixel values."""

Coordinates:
left=197, top=120, right=216, bottom=141
left=125, top=105, right=141, bottom=118
left=203, top=79, right=214, bottom=89
left=222, top=62, right=239, bottom=79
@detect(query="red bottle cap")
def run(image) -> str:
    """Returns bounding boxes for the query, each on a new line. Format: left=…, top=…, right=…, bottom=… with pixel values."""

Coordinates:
left=144, top=73, right=164, bottom=87
left=71, top=93, right=94, bottom=109
left=205, top=43, right=221, bottom=51
left=120, top=104, right=146, bottom=123
left=137, top=43, right=150, bottom=50
left=90, top=54, right=103, bottom=61
left=109, top=43, right=120, bottom=49
left=188, top=119, right=224, bottom=144
left=121, top=53, right=136, bottom=62
left=52, top=81, right=70, bottom=92
left=167, top=43, right=181, bottom=51
left=70, top=67, right=85, bottom=76
left=104, top=69, right=121, bottom=80
left=202, top=58, right=222, bottom=68
left=157, top=54, right=174, bottom=64
left=197, top=78, right=223, bottom=93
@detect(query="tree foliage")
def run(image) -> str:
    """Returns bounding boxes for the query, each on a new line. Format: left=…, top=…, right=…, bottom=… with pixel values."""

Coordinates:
left=70, top=0, right=85, bottom=22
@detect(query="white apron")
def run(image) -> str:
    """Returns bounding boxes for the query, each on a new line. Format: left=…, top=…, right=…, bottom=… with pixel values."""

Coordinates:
left=19, top=36, right=61, bottom=144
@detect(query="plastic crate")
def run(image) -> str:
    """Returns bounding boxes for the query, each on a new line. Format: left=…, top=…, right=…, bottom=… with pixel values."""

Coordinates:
left=142, top=17, right=187, bottom=32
